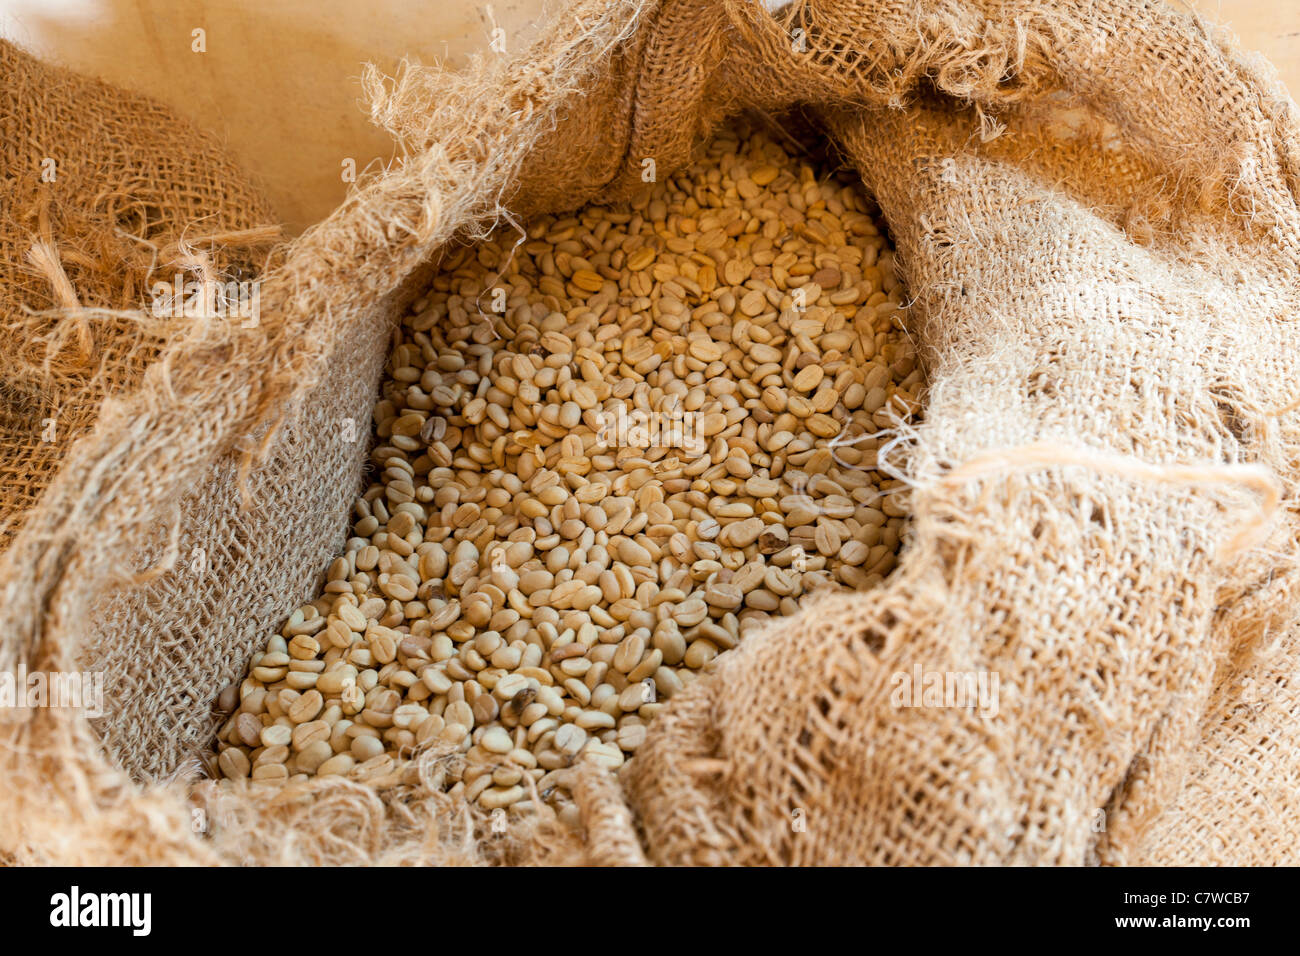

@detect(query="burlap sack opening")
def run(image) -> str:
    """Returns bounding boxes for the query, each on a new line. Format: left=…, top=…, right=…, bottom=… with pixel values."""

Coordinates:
left=4, top=0, right=1299, bottom=866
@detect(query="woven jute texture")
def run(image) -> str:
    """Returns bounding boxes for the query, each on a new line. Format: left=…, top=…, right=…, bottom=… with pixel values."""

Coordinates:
left=3, top=0, right=1299, bottom=865
left=0, top=41, right=279, bottom=553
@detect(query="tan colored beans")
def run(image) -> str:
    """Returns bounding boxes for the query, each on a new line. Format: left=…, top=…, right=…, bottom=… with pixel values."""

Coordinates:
left=215, top=122, right=917, bottom=821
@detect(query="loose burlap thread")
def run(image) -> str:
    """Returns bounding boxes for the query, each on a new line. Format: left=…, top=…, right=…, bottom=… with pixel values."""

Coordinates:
left=3, top=0, right=1299, bottom=866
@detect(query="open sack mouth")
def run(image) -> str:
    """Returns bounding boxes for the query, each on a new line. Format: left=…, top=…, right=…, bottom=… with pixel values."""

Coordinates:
left=209, top=114, right=923, bottom=822
left=5, top=0, right=1299, bottom=868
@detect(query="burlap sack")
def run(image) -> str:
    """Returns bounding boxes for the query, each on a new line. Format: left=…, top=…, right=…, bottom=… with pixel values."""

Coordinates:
left=0, top=41, right=279, bottom=552
left=3, top=0, right=1298, bottom=866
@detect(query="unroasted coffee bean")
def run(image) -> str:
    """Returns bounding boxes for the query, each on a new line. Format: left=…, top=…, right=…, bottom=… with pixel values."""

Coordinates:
left=216, top=121, right=915, bottom=816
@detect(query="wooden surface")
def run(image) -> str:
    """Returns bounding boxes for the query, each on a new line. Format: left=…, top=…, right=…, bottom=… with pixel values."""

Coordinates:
left=1, top=0, right=1297, bottom=232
